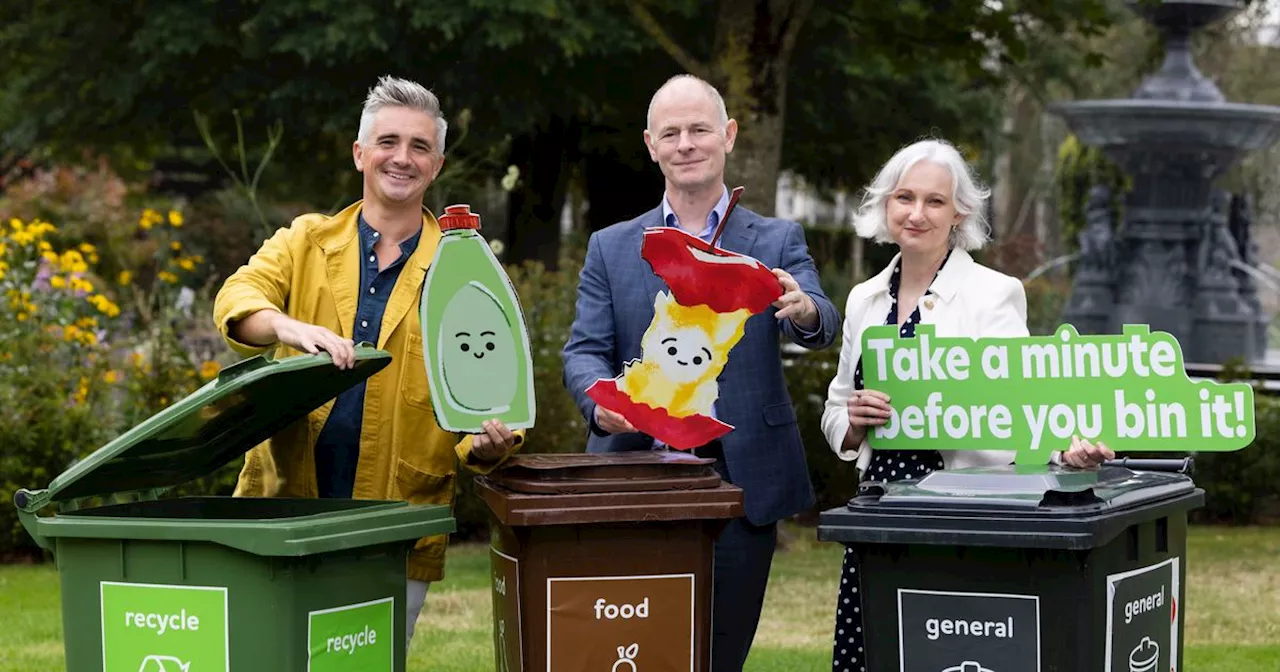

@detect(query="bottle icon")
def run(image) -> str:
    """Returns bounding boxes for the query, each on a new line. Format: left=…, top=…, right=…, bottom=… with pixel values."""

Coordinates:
left=421, top=204, right=535, bottom=432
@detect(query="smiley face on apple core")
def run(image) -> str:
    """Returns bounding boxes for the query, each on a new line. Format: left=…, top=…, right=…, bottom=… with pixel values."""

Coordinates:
left=651, top=328, right=715, bottom=384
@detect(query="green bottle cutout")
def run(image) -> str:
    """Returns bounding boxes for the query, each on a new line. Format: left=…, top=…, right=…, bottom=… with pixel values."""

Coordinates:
left=422, top=204, right=536, bottom=432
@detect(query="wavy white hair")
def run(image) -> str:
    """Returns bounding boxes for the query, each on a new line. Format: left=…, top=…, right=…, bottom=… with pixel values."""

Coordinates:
left=852, top=139, right=991, bottom=251
left=356, top=75, right=448, bottom=154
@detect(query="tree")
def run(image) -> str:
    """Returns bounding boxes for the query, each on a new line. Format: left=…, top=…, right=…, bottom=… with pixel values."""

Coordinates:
left=1, top=0, right=1121, bottom=265
left=623, top=0, right=1117, bottom=215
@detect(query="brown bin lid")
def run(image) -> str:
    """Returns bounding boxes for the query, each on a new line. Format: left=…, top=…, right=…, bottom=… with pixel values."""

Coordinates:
left=484, top=452, right=722, bottom=495
left=475, top=452, right=745, bottom=526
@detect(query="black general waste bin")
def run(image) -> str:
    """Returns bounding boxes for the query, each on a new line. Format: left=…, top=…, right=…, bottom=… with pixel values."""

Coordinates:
left=818, top=463, right=1203, bottom=672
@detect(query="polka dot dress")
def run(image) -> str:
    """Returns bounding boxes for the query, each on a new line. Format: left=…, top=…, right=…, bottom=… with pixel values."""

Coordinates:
left=831, top=253, right=949, bottom=671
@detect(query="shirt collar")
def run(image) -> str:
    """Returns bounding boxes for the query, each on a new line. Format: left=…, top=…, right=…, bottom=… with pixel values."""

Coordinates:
left=358, top=211, right=422, bottom=259
left=661, top=186, right=730, bottom=243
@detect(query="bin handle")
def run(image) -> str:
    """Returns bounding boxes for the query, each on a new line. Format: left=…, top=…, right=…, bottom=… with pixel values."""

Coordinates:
left=12, top=489, right=53, bottom=553
left=1103, top=457, right=1194, bottom=474
left=216, top=351, right=276, bottom=383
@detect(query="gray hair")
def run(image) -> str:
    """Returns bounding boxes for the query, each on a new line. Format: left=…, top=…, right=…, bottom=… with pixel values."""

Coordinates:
left=356, top=75, right=449, bottom=154
left=852, top=139, right=992, bottom=251
left=646, top=74, right=729, bottom=133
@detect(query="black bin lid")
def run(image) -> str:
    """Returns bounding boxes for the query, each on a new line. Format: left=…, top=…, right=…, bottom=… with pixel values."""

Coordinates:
left=817, top=464, right=1204, bottom=550
left=867, top=464, right=1195, bottom=512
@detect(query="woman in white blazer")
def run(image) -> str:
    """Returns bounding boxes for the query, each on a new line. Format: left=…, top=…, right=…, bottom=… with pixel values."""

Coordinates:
left=822, top=139, right=1112, bottom=671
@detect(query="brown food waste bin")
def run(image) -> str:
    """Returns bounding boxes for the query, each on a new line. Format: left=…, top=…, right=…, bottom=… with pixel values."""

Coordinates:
left=475, top=451, right=744, bottom=672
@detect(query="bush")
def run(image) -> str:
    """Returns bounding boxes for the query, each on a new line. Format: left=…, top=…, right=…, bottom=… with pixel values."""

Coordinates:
left=0, top=217, right=124, bottom=559
left=1191, top=395, right=1280, bottom=524
left=0, top=199, right=237, bottom=559
left=786, top=344, right=859, bottom=519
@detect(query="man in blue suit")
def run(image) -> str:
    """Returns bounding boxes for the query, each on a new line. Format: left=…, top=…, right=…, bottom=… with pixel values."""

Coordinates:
left=561, top=74, right=840, bottom=671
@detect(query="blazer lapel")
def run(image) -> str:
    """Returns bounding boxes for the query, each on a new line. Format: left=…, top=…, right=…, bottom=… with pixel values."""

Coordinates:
left=716, top=209, right=758, bottom=259
left=637, top=210, right=668, bottom=305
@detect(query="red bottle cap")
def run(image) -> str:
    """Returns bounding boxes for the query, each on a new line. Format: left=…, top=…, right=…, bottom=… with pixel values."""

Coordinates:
left=439, top=204, right=481, bottom=231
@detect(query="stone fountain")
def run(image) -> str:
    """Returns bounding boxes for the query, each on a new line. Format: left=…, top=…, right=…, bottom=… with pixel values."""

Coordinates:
left=1051, top=0, right=1280, bottom=364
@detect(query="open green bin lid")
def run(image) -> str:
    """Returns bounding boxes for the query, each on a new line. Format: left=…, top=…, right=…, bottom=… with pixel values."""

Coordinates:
left=14, top=346, right=457, bottom=556
left=19, top=347, right=393, bottom=505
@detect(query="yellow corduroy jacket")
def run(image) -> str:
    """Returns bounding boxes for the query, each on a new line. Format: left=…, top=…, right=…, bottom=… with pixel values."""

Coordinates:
left=213, top=200, right=521, bottom=582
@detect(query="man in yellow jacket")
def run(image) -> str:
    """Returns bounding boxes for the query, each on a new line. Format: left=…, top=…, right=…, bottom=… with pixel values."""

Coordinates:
left=213, top=76, right=522, bottom=644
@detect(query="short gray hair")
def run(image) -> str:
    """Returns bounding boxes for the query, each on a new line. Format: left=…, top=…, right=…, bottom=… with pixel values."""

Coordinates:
left=356, top=75, right=449, bottom=154
left=646, top=74, right=729, bottom=133
left=852, top=139, right=991, bottom=251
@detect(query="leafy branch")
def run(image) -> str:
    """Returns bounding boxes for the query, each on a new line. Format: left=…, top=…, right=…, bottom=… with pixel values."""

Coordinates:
left=192, top=109, right=283, bottom=237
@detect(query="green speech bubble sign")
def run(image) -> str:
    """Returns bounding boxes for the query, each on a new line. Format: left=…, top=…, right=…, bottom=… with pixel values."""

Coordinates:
left=860, top=323, right=1256, bottom=465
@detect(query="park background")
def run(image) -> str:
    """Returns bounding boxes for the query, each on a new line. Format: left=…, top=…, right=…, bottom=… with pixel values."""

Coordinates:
left=1, top=1, right=1277, bottom=669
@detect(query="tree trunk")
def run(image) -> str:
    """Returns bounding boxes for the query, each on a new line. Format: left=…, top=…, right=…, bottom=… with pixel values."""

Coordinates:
left=710, top=0, right=809, bottom=216
left=506, top=117, right=573, bottom=268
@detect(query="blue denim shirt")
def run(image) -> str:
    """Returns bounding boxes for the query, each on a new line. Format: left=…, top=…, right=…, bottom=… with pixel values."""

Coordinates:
left=314, top=213, right=422, bottom=498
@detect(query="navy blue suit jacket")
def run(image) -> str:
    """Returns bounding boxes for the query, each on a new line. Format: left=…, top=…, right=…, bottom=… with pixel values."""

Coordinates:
left=561, top=205, right=840, bottom=525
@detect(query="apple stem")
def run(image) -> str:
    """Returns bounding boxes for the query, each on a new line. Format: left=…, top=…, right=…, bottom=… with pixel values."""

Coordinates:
left=709, top=186, right=744, bottom=250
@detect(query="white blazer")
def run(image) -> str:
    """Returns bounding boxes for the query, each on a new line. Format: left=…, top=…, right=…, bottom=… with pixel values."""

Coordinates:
left=821, top=248, right=1030, bottom=475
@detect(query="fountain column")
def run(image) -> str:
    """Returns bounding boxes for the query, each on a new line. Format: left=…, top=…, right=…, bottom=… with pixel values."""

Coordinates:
left=1051, top=0, right=1280, bottom=363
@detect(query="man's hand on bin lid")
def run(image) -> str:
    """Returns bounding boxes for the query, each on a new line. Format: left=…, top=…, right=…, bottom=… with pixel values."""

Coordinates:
left=270, top=313, right=357, bottom=370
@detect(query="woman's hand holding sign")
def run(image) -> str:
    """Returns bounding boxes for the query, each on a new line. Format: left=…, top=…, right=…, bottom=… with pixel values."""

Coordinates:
left=844, top=389, right=893, bottom=450
left=1062, top=435, right=1115, bottom=469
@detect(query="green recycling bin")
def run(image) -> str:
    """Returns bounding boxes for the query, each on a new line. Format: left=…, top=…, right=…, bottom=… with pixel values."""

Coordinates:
left=818, top=463, right=1203, bottom=672
left=13, top=348, right=455, bottom=672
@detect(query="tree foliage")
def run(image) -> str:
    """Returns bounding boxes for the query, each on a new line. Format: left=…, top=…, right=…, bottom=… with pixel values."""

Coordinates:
left=1, top=0, right=1121, bottom=259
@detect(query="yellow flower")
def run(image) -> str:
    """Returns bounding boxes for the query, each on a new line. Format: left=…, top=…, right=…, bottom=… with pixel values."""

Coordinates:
left=199, top=360, right=222, bottom=379
left=118, top=270, right=133, bottom=286
left=139, top=219, right=153, bottom=231
left=168, top=210, right=184, bottom=227
left=63, top=324, right=80, bottom=342
left=9, top=218, right=21, bottom=231
left=191, top=254, right=204, bottom=264
left=103, top=370, right=122, bottom=384
left=78, top=243, right=97, bottom=254
left=77, top=317, right=98, bottom=329
left=50, top=275, right=66, bottom=289
left=158, top=271, right=179, bottom=284
left=87, top=294, right=121, bottom=318
left=59, top=250, right=88, bottom=274
left=42, top=251, right=59, bottom=264
left=178, top=258, right=196, bottom=271
left=38, top=241, right=52, bottom=252
left=170, top=241, right=182, bottom=251
left=16, top=312, right=27, bottom=321
left=70, top=276, right=94, bottom=294
left=128, top=352, right=145, bottom=369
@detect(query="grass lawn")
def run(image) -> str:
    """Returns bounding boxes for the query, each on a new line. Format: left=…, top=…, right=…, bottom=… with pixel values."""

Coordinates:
left=1, top=525, right=1276, bottom=670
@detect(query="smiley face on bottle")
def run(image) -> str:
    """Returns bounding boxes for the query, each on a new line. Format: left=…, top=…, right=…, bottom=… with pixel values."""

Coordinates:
left=439, top=281, right=518, bottom=412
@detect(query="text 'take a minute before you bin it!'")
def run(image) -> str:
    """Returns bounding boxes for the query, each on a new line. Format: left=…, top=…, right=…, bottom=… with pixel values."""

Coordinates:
left=13, top=347, right=456, bottom=672
left=474, top=452, right=745, bottom=672
left=818, top=463, right=1203, bottom=672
